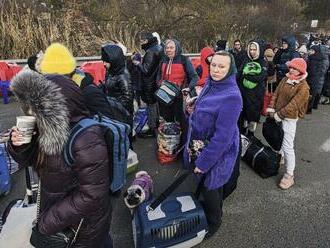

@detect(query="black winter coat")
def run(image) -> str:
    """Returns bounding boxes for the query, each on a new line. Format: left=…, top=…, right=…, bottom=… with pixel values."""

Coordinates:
left=101, top=44, right=134, bottom=114
left=81, top=84, right=132, bottom=126
left=137, top=41, right=163, bottom=104
left=230, top=49, right=246, bottom=71
left=308, top=44, right=330, bottom=95
left=323, top=51, right=330, bottom=97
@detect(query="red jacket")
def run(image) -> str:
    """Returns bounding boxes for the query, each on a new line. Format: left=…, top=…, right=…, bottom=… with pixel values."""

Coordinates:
left=197, top=47, right=214, bottom=87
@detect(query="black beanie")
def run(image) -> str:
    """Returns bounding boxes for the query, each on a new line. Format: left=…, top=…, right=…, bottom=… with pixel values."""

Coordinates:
left=215, top=40, right=227, bottom=51
left=140, top=32, right=154, bottom=41
left=27, top=54, right=38, bottom=71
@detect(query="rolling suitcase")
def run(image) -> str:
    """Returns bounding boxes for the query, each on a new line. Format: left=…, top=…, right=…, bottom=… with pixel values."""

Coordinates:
left=132, top=173, right=208, bottom=248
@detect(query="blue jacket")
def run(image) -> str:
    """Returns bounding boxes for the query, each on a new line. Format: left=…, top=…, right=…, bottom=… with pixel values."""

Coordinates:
left=183, top=74, right=243, bottom=190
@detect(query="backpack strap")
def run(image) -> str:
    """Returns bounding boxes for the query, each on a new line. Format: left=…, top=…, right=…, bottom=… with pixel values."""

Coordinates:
left=64, top=118, right=103, bottom=166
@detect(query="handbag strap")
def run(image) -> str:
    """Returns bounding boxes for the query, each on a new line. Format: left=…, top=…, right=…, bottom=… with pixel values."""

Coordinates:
left=70, top=219, right=84, bottom=245
left=36, top=179, right=41, bottom=223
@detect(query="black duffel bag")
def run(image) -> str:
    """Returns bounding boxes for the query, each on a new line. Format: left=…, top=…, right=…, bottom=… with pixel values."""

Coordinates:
left=242, top=136, right=280, bottom=178
left=262, top=117, right=284, bottom=151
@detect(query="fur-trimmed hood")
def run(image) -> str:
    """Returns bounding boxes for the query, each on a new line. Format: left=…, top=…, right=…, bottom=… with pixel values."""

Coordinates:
left=11, top=70, right=89, bottom=155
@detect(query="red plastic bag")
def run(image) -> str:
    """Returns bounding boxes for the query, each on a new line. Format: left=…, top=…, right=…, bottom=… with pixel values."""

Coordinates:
left=157, top=151, right=177, bottom=165
left=80, top=61, right=106, bottom=86
left=262, top=83, right=274, bottom=116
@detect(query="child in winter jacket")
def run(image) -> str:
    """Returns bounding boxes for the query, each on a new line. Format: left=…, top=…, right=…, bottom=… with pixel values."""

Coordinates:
left=267, top=58, right=310, bottom=190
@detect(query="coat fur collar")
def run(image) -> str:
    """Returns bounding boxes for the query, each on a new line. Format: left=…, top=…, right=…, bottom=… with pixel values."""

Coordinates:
left=11, top=70, right=69, bottom=155
left=286, top=72, right=308, bottom=85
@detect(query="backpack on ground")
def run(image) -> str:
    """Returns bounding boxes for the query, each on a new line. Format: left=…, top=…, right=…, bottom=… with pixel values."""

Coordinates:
left=242, top=135, right=280, bottom=178
left=64, top=114, right=130, bottom=193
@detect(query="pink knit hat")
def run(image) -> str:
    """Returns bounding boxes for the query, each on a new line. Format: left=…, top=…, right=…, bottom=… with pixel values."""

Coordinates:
left=287, top=58, right=307, bottom=74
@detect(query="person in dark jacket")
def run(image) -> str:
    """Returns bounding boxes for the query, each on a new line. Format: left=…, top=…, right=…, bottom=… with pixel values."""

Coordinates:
left=273, top=35, right=300, bottom=87
left=101, top=44, right=134, bottom=115
left=158, top=38, right=198, bottom=127
left=321, top=39, right=330, bottom=104
left=264, top=47, right=276, bottom=90
left=9, top=71, right=112, bottom=248
left=80, top=80, right=132, bottom=127
left=215, top=39, right=227, bottom=52
left=229, top=39, right=246, bottom=71
left=238, top=39, right=267, bottom=136
left=127, top=52, right=142, bottom=106
left=133, top=32, right=163, bottom=137
left=307, top=44, right=330, bottom=112
left=183, top=51, right=242, bottom=238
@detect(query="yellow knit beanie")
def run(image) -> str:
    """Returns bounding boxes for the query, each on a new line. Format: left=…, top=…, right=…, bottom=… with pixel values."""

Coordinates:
left=40, top=43, right=76, bottom=75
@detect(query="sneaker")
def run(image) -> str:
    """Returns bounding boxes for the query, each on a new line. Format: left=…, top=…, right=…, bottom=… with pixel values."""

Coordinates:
left=320, top=96, right=330, bottom=105
left=279, top=173, right=294, bottom=190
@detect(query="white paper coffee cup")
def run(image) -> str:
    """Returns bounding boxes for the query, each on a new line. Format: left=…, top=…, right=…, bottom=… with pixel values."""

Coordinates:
left=16, top=116, right=36, bottom=144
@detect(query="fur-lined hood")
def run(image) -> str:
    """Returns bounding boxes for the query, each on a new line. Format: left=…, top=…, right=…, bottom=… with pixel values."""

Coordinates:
left=11, top=70, right=89, bottom=155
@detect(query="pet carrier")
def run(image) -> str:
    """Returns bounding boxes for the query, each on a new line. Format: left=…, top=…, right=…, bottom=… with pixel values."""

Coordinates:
left=132, top=173, right=208, bottom=248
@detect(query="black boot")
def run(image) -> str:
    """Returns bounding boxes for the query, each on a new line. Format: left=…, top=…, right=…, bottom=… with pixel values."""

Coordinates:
left=307, top=95, right=315, bottom=114
left=312, top=94, right=321, bottom=109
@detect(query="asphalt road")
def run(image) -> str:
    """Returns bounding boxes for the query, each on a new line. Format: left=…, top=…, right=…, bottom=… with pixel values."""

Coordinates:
left=1, top=96, right=330, bottom=248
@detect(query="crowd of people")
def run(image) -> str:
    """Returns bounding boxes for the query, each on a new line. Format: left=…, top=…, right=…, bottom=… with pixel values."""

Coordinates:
left=6, top=31, right=330, bottom=246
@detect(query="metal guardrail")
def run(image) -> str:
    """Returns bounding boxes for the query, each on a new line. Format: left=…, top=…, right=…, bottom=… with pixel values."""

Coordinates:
left=2, top=53, right=201, bottom=66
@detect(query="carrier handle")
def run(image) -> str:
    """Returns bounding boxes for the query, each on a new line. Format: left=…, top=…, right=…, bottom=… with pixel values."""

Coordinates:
left=148, top=172, right=205, bottom=212
left=148, top=172, right=189, bottom=211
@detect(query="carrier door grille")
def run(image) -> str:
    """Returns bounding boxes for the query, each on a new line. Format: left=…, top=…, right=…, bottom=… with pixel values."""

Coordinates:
left=150, top=216, right=201, bottom=241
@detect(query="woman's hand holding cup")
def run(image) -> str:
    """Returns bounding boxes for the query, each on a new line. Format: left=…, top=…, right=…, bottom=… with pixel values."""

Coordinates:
left=11, top=126, right=26, bottom=146
left=11, top=116, right=37, bottom=146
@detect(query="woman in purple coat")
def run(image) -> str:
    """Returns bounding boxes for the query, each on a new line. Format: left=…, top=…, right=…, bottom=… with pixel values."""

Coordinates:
left=184, top=51, right=243, bottom=238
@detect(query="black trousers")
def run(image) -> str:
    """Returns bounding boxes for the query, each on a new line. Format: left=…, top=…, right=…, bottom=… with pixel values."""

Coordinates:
left=200, top=139, right=241, bottom=233
left=200, top=186, right=224, bottom=234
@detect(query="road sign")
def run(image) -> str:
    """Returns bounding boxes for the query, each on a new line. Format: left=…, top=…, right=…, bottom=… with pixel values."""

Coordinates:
left=311, top=20, right=318, bottom=28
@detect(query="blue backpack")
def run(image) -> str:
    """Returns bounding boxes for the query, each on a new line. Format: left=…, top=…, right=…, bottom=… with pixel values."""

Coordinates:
left=64, top=115, right=130, bottom=193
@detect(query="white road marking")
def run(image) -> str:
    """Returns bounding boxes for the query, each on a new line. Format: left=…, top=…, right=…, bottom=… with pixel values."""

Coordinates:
left=320, top=137, right=330, bottom=152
